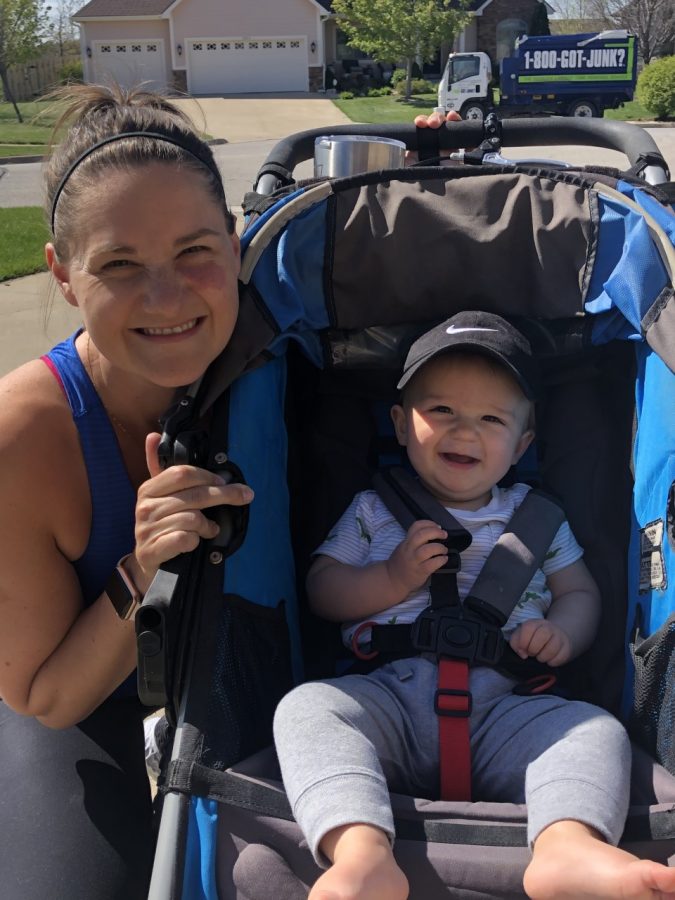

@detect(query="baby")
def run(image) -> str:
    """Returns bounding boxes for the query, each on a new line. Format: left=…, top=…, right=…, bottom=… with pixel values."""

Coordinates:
left=274, top=311, right=675, bottom=900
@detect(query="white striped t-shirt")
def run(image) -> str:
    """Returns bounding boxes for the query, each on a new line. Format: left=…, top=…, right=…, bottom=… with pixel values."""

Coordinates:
left=314, top=483, right=583, bottom=648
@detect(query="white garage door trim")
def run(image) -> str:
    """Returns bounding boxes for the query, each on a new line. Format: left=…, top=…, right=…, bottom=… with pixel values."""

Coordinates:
left=187, top=36, right=308, bottom=95
left=92, top=39, right=167, bottom=91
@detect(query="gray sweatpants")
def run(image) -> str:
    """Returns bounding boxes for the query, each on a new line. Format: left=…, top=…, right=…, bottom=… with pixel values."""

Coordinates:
left=273, top=658, right=631, bottom=865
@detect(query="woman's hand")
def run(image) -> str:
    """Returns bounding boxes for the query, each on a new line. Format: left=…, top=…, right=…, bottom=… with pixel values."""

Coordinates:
left=414, top=109, right=461, bottom=128
left=129, top=432, right=254, bottom=593
left=405, top=109, right=462, bottom=165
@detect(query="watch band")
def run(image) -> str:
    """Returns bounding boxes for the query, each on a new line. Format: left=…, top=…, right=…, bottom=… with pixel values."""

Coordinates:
left=105, top=554, right=142, bottom=621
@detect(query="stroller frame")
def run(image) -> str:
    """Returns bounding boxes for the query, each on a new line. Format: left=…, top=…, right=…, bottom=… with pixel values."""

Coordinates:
left=137, top=117, right=675, bottom=899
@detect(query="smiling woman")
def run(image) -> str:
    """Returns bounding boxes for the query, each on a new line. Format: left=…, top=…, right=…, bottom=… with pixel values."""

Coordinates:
left=0, top=84, right=253, bottom=900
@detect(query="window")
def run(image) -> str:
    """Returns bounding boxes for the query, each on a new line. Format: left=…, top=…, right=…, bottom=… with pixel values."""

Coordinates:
left=147, top=44, right=157, bottom=52
left=496, top=19, right=527, bottom=63
left=207, top=42, right=216, bottom=50
left=131, top=44, right=141, bottom=52
left=116, top=45, right=127, bottom=53
left=448, top=55, right=480, bottom=85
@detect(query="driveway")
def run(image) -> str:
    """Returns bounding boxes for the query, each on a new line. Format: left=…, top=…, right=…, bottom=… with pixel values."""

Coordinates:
left=171, top=94, right=352, bottom=144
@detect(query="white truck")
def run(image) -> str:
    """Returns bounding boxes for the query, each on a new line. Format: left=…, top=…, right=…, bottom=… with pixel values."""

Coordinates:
left=438, top=30, right=638, bottom=121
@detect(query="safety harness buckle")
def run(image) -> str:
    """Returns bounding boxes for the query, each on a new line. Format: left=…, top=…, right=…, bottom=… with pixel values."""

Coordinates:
left=411, top=606, right=505, bottom=667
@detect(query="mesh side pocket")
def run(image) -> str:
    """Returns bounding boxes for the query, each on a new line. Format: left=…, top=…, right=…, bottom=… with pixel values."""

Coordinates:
left=201, top=595, right=293, bottom=770
left=630, top=613, right=675, bottom=776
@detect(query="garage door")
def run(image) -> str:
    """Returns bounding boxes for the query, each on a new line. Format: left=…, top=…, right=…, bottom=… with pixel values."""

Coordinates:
left=92, top=40, right=167, bottom=91
left=187, top=37, right=308, bottom=94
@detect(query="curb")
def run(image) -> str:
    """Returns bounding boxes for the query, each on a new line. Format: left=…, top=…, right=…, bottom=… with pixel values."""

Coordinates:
left=0, top=136, right=229, bottom=166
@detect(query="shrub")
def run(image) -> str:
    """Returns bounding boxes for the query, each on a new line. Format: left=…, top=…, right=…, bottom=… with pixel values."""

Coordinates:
left=636, top=56, right=675, bottom=119
left=410, top=78, right=435, bottom=94
left=390, top=69, right=407, bottom=86
left=59, top=59, right=83, bottom=83
left=339, top=90, right=356, bottom=100
left=367, top=86, right=393, bottom=97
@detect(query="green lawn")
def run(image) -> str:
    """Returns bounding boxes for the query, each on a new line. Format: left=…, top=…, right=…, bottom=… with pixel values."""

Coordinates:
left=333, top=93, right=440, bottom=124
left=0, top=208, right=49, bottom=281
left=333, top=92, right=656, bottom=123
left=604, top=99, right=652, bottom=121
left=0, top=100, right=62, bottom=157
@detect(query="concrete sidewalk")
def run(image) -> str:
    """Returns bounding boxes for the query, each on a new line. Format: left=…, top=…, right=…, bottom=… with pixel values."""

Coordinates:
left=0, top=273, right=82, bottom=375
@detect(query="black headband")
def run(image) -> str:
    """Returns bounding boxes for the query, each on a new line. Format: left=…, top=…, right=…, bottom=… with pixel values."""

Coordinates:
left=50, top=130, right=225, bottom=232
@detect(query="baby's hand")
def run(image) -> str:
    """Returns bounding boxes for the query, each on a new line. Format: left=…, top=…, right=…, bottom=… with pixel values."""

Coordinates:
left=386, top=520, right=448, bottom=594
left=509, top=619, right=572, bottom=667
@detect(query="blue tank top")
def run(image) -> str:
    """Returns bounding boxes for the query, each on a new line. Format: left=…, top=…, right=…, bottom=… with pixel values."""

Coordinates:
left=44, top=331, right=138, bottom=697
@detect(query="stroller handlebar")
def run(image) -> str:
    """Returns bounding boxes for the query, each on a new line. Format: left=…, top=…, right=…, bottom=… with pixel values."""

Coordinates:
left=254, top=118, right=669, bottom=193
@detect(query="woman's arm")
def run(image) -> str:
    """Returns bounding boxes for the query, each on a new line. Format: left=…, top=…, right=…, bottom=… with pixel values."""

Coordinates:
left=0, top=368, right=251, bottom=729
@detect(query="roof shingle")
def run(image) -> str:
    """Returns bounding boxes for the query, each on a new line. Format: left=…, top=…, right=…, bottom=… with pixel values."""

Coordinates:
left=73, top=0, right=174, bottom=18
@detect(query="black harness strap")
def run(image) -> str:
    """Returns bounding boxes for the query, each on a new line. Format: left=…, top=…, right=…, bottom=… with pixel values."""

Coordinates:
left=367, top=467, right=566, bottom=666
left=465, top=489, right=566, bottom=626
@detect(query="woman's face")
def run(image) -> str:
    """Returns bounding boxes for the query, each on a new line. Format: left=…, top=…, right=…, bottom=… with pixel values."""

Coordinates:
left=48, top=162, right=241, bottom=389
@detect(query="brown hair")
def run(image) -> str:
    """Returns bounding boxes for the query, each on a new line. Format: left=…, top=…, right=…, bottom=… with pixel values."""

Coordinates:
left=44, top=83, right=235, bottom=260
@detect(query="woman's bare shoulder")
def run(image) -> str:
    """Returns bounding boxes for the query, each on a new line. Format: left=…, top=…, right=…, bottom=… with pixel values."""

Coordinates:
left=0, top=358, right=73, bottom=444
left=0, top=358, right=86, bottom=522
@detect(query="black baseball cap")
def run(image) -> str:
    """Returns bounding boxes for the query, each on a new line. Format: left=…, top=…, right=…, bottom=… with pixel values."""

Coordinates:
left=397, top=311, right=541, bottom=400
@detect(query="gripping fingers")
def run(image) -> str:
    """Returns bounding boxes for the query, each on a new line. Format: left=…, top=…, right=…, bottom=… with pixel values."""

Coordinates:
left=141, top=510, right=222, bottom=559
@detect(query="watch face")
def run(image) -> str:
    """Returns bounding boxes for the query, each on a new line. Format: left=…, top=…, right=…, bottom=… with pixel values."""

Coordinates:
left=105, top=566, right=138, bottom=620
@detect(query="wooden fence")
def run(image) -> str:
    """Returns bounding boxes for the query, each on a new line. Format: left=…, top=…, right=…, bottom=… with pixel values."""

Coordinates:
left=3, top=52, right=79, bottom=102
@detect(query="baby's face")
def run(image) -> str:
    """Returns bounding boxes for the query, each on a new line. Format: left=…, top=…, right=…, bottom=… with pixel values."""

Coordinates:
left=391, top=354, right=534, bottom=510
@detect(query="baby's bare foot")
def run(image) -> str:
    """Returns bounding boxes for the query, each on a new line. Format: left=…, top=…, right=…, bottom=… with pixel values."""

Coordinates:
left=524, top=820, right=675, bottom=900
left=309, top=824, right=409, bottom=900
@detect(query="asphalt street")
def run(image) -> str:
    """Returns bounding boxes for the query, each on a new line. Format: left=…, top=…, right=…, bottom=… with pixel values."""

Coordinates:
left=1, top=126, right=673, bottom=214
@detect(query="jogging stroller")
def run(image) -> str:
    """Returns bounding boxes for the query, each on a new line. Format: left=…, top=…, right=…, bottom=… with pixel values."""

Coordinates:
left=137, top=116, right=675, bottom=899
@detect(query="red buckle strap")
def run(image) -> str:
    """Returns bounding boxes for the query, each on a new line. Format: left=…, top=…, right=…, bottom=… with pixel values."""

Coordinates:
left=437, top=658, right=472, bottom=801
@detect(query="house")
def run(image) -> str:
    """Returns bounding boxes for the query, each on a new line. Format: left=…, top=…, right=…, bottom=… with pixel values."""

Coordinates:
left=71, top=0, right=334, bottom=94
left=451, top=0, right=555, bottom=63
left=71, top=0, right=553, bottom=96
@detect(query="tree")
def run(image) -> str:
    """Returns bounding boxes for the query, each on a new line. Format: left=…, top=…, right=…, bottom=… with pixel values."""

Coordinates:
left=47, top=0, right=78, bottom=64
left=588, top=0, right=675, bottom=62
left=331, top=0, right=473, bottom=100
left=0, top=0, right=50, bottom=121
left=530, top=2, right=552, bottom=35
left=547, top=0, right=603, bottom=32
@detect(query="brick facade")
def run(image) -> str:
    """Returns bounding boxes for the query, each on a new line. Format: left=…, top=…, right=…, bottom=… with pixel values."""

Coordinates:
left=308, top=65, right=323, bottom=92
left=476, top=0, right=542, bottom=61
left=171, top=69, right=187, bottom=93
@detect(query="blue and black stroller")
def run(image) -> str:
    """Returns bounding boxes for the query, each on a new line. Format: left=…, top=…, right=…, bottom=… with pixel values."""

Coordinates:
left=137, top=116, right=675, bottom=899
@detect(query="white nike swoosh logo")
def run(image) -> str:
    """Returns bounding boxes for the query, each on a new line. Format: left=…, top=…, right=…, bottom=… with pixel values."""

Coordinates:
left=446, top=325, right=499, bottom=335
